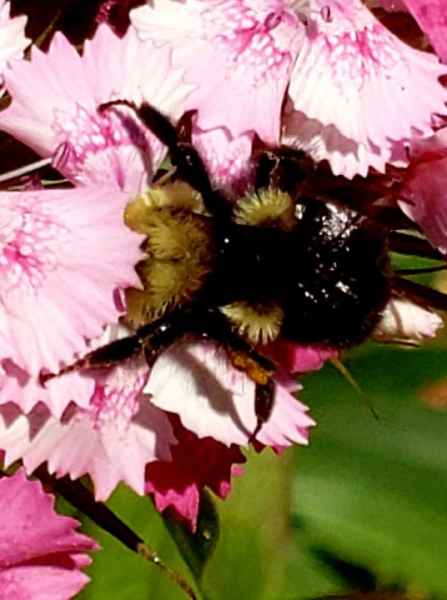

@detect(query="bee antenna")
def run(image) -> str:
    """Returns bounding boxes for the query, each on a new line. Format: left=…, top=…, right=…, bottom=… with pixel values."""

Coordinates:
left=329, top=357, right=379, bottom=420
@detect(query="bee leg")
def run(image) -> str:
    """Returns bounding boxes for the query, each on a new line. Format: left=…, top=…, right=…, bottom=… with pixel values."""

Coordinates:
left=99, top=100, right=230, bottom=219
left=39, top=333, right=143, bottom=384
left=40, top=310, right=192, bottom=385
left=193, top=307, right=277, bottom=439
left=253, top=379, right=276, bottom=442
left=389, top=231, right=444, bottom=261
left=391, top=276, right=447, bottom=311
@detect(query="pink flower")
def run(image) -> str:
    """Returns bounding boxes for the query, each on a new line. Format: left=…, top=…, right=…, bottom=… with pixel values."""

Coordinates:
left=0, top=24, right=193, bottom=191
left=0, top=186, right=141, bottom=385
left=131, top=0, right=304, bottom=144
left=284, top=0, right=447, bottom=177
left=0, top=1, right=29, bottom=95
left=146, top=417, right=245, bottom=531
left=0, top=468, right=97, bottom=600
left=145, top=341, right=315, bottom=448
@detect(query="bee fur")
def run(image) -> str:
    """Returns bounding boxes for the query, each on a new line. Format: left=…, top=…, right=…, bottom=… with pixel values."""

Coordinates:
left=42, top=100, right=447, bottom=439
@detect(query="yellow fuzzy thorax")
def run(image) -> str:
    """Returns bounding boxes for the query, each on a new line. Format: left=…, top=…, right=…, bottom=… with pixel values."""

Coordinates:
left=124, top=182, right=215, bottom=326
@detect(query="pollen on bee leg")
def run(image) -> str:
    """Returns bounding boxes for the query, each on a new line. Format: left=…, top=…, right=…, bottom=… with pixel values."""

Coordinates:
left=227, top=349, right=274, bottom=386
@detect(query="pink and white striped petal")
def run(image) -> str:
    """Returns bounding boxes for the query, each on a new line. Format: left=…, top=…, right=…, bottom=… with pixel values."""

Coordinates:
left=1, top=25, right=191, bottom=192
left=0, top=469, right=97, bottom=600
left=146, top=418, right=245, bottom=531
left=145, top=341, right=315, bottom=448
left=0, top=186, right=142, bottom=376
left=0, top=1, right=29, bottom=95
left=286, top=0, right=447, bottom=177
left=0, top=360, right=175, bottom=501
left=131, top=0, right=304, bottom=144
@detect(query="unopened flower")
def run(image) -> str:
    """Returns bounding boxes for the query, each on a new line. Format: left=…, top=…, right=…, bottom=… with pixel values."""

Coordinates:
left=0, top=468, right=97, bottom=599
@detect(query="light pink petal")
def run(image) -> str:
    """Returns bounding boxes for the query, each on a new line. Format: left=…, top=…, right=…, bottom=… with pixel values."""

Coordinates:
left=0, top=360, right=176, bottom=501
left=146, top=418, right=245, bottom=531
left=0, top=359, right=94, bottom=416
left=286, top=0, right=447, bottom=177
left=0, top=1, right=29, bottom=94
left=0, top=566, right=91, bottom=600
left=192, top=126, right=255, bottom=197
left=373, top=298, right=443, bottom=341
left=1, top=26, right=191, bottom=192
left=0, top=186, right=142, bottom=376
left=402, top=0, right=447, bottom=62
left=131, top=0, right=304, bottom=144
left=145, top=341, right=315, bottom=448
left=0, top=468, right=96, bottom=600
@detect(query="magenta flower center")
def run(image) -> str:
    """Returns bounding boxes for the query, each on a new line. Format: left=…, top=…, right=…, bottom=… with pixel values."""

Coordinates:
left=0, top=201, right=63, bottom=295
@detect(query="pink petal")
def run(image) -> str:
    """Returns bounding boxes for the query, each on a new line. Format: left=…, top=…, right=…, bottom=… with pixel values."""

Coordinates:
left=286, top=0, right=447, bottom=177
left=399, top=134, right=447, bottom=253
left=0, top=468, right=96, bottom=600
left=145, top=341, right=315, bottom=448
left=0, top=359, right=176, bottom=501
left=131, top=0, right=304, bottom=144
left=0, top=186, right=142, bottom=376
left=192, top=126, right=255, bottom=197
left=0, top=359, right=94, bottom=416
left=402, top=0, right=447, bottom=62
left=1, top=26, right=191, bottom=192
left=0, top=1, right=29, bottom=94
left=264, top=339, right=338, bottom=373
left=373, top=298, right=443, bottom=341
left=146, top=418, right=245, bottom=531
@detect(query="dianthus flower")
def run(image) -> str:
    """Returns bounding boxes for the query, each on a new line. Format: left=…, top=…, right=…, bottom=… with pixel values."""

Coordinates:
left=0, top=21, right=315, bottom=531
left=0, top=469, right=97, bottom=599
left=131, top=0, right=447, bottom=178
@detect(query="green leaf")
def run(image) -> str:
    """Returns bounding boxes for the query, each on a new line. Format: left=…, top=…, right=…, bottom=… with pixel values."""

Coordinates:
left=77, top=486, right=196, bottom=600
left=163, top=490, right=220, bottom=583
left=289, top=345, right=447, bottom=598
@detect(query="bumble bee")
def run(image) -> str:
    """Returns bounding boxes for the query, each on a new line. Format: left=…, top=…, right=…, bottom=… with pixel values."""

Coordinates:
left=44, top=100, right=447, bottom=437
